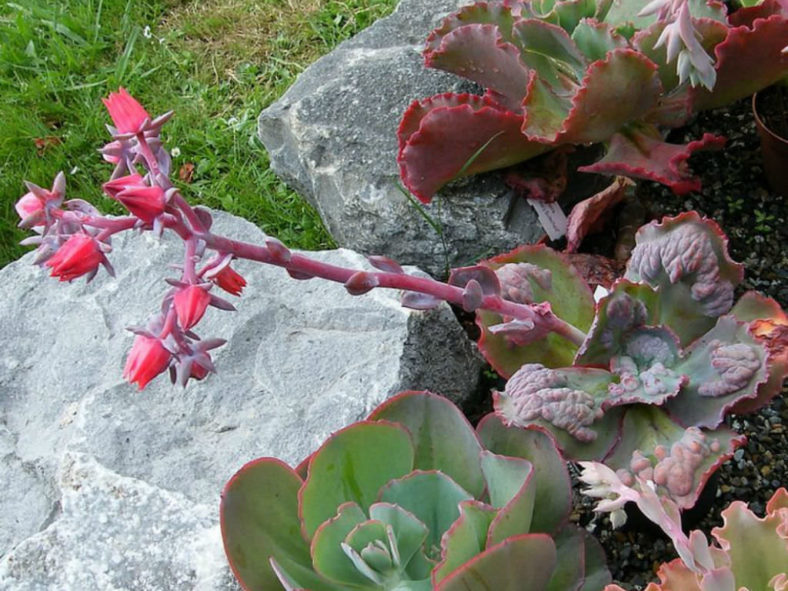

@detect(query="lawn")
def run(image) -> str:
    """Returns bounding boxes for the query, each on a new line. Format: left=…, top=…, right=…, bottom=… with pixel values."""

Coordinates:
left=0, top=0, right=398, bottom=268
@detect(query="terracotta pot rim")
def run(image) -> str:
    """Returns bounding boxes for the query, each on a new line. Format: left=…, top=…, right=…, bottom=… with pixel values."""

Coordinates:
left=752, top=90, right=788, bottom=144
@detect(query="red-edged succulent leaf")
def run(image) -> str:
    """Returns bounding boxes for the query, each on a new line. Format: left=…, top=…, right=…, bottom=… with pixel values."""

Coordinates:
left=575, top=280, right=661, bottom=366
left=667, top=315, right=770, bottom=429
left=299, top=421, right=415, bottom=538
left=425, top=23, right=531, bottom=110
left=690, top=10, right=788, bottom=111
left=493, top=363, right=622, bottom=461
left=729, top=292, right=788, bottom=415
left=566, top=176, right=634, bottom=253
left=570, top=19, right=628, bottom=62
left=397, top=93, right=548, bottom=203
left=432, top=500, right=496, bottom=585
left=425, top=1, right=518, bottom=53
left=477, top=245, right=595, bottom=376
left=605, top=406, right=745, bottom=509
left=479, top=451, right=536, bottom=545
left=221, top=458, right=316, bottom=591
left=434, top=534, right=557, bottom=591
left=711, top=488, right=788, bottom=591
left=623, top=212, right=743, bottom=345
left=579, top=126, right=726, bottom=195
left=521, top=48, right=662, bottom=145
left=549, top=526, right=613, bottom=591
left=368, top=391, right=486, bottom=498
left=476, top=415, right=573, bottom=534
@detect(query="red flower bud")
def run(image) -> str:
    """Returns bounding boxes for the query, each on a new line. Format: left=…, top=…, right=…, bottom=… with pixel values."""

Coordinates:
left=115, top=185, right=166, bottom=223
left=173, top=285, right=211, bottom=329
left=45, top=234, right=104, bottom=282
left=102, top=88, right=150, bottom=134
left=212, top=266, right=246, bottom=296
left=123, top=335, right=172, bottom=390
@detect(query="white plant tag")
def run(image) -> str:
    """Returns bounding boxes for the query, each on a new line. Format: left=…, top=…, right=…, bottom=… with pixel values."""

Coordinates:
left=593, top=285, right=610, bottom=302
left=527, top=199, right=567, bottom=241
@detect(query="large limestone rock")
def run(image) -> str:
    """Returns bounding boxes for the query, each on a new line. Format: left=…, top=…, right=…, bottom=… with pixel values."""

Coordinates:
left=0, top=210, right=481, bottom=589
left=259, top=0, right=544, bottom=277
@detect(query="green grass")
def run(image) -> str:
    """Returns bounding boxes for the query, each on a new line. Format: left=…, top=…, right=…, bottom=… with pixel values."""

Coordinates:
left=0, top=0, right=398, bottom=267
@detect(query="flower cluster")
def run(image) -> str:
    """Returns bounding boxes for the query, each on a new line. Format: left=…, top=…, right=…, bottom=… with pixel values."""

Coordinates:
left=15, top=88, right=248, bottom=390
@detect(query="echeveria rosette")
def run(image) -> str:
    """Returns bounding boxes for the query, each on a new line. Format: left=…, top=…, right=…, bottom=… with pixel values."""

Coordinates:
left=476, top=245, right=595, bottom=376
left=605, top=488, right=788, bottom=591
left=221, top=392, right=611, bottom=591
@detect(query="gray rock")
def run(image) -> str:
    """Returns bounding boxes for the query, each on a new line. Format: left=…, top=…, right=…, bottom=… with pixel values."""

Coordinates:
left=259, top=0, right=544, bottom=277
left=0, top=210, right=481, bottom=588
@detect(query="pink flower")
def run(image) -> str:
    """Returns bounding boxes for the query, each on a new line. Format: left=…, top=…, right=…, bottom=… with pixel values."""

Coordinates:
left=115, top=185, right=166, bottom=223
left=212, top=266, right=246, bottom=296
left=173, top=285, right=211, bottom=329
left=15, top=192, right=44, bottom=223
left=102, top=88, right=150, bottom=134
left=123, top=335, right=172, bottom=390
left=45, top=233, right=104, bottom=282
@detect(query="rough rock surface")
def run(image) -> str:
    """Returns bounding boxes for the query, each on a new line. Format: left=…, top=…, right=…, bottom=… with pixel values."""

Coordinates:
left=258, top=0, right=545, bottom=276
left=0, top=210, right=481, bottom=589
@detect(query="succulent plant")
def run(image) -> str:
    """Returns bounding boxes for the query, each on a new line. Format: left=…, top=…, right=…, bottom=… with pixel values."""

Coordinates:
left=473, top=212, right=788, bottom=512
left=604, top=487, right=788, bottom=591
left=398, top=0, right=788, bottom=201
left=221, top=391, right=611, bottom=590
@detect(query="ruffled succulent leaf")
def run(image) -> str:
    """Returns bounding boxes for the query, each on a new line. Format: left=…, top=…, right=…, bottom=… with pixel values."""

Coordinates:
left=542, top=0, right=600, bottom=33
left=299, top=421, right=415, bottom=538
left=397, top=93, right=549, bottom=203
left=476, top=415, right=572, bottom=534
left=575, top=281, right=661, bottom=366
left=729, top=292, right=788, bottom=414
left=311, top=502, right=378, bottom=587
left=605, top=327, right=686, bottom=408
left=711, top=488, right=788, bottom=591
left=368, top=391, right=486, bottom=498
left=511, top=19, right=587, bottom=89
left=571, top=19, right=628, bottom=62
left=480, top=451, right=536, bottom=545
left=425, top=23, right=531, bottom=109
left=432, top=501, right=496, bottom=585
left=623, top=212, right=744, bottom=345
left=579, top=127, right=726, bottom=195
left=425, top=1, right=518, bottom=52
left=478, top=245, right=595, bottom=376
left=378, top=471, right=473, bottom=561
left=521, top=48, right=662, bottom=145
left=435, top=534, right=558, bottom=591
left=493, top=363, right=622, bottom=461
left=565, top=176, right=634, bottom=253
left=605, top=406, right=745, bottom=509
left=690, top=9, right=788, bottom=111
left=548, top=527, right=612, bottom=591
left=220, top=458, right=319, bottom=591
left=667, top=315, right=769, bottom=429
